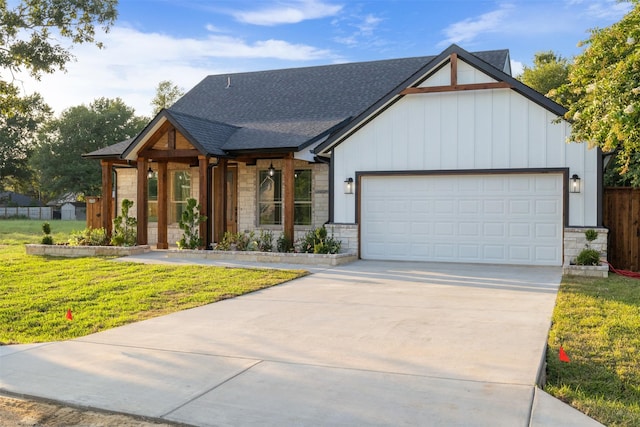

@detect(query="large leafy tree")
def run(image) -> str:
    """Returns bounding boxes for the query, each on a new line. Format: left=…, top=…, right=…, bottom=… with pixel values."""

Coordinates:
left=518, top=51, right=571, bottom=97
left=558, top=0, right=640, bottom=186
left=0, top=83, right=50, bottom=186
left=0, top=0, right=117, bottom=189
left=1, top=0, right=117, bottom=106
left=151, top=80, right=185, bottom=115
left=32, top=98, right=146, bottom=197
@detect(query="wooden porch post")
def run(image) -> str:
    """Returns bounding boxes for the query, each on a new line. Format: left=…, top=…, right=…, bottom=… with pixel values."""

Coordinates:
left=156, top=162, right=168, bottom=249
left=136, top=158, right=148, bottom=245
left=100, top=160, right=113, bottom=237
left=213, top=159, right=227, bottom=243
left=198, top=156, right=209, bottom=248
left=283, top=154, right=295, bottom=245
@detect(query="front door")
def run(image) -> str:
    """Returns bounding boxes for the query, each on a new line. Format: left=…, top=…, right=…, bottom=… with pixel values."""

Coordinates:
left=226, top=166, right=238, bottom=233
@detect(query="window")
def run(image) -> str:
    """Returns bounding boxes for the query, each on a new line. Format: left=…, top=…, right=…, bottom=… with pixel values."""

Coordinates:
left=148, top=175, right=158, bottom=222
left=170, top=171, right=191, bottom=223
left=294, top=169, right=312, bottom=225
left=259, top=170, right=282, bottom=225
left=146, top=170, right=191, bottom=223
left=258, top=168, right=312, bottom=226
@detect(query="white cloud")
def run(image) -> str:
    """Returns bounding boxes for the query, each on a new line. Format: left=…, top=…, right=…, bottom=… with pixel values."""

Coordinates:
left=439, top=4, right=514, bottom=46
left=12, top=26, right=337, bottom=117
left=510, top=59, right=524, bottom=77
left=358, top=14, right=382, bottom=35
left=232, top=0, right=343, bottom=26
left=333, top=12, right=384, bottom=47
left=583, top=0, right=632, bottom=19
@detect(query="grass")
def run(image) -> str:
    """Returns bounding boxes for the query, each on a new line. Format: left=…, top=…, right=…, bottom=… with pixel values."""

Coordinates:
left=0, top=219, right=305, bottom=344
left=546, top=274, right=640, bottom=426
left=0, top=219, right=86, bottom=245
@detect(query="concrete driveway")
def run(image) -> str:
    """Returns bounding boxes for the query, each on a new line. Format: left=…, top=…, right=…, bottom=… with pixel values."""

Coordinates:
left=0, top=260, right=601, bottom=426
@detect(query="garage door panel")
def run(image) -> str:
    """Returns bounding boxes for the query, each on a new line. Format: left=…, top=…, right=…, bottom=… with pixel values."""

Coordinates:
left=459, top=200, right=479, bottom=214
left=361, top=174, right=563, bottom=266
left=483, top=200, right=505, bottom=214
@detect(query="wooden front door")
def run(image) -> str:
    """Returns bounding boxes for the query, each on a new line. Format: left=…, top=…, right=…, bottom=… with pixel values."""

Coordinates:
left=226, top=167, right=238, bottom=233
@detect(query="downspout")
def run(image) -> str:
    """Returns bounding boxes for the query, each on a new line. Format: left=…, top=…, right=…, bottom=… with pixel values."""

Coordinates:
left=314, top=154, right=333, bottom=224
left=597, top=148, right=604, bottom=227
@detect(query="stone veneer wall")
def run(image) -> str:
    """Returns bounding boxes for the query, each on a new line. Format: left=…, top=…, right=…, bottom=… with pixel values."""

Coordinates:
left=563, top=227, right=608, bottom=266
left=236, top=160, right=329, bottom=243
left=115, top=165, right=199, bottom=247
left=325, top=223, right=358, bottom=254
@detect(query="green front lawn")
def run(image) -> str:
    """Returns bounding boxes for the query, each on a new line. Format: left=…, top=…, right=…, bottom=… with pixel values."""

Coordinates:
left=546, top=274, right=640, bottom=426
left=0, top=220, right=305, bottom=344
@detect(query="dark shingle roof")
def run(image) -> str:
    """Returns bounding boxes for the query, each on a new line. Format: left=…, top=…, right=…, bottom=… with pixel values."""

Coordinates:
left=83, top=138, right=134, bottom=159
left=87, top=46, right=532, bottom=159
left=166, top=110, right=238, bottom=157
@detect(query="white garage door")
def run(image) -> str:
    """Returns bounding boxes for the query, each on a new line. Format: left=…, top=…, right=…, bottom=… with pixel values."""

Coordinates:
left=360, top=173, right=563, bottom=266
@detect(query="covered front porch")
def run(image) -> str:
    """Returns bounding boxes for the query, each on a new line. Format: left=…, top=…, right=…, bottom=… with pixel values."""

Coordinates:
left=97, top=112, right=330, bottom=249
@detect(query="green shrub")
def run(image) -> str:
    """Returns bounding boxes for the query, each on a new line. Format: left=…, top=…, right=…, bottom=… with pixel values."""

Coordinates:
left=258, top=230, right=274, bottom=252
left=41, top=235, right=54, bottom=245
left=297, top=226, right=341, bottom=254
left=177, top=198, right=207, bottom=250
left=42, top=222, right=51, bottom=235
left=575, top=248, right=601, bottom=266
left=111, top=199, right=137, bottom=246
left=214, top=232, right=233, bottom=251
left=277, top=233, right=294, bottom=253
left=68, top=228, right=109, bottom=246
left=214, top=231, right=259, bottom=251
left=584, top=229, right=598, bottom=243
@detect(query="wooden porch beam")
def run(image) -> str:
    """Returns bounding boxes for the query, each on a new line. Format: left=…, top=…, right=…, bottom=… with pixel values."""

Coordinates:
left=100, top=160, right=113, bottom=236
left=156, top=162, right=168, bottom=249
left=168, top=128, right=176, bottom=150
left=283, top=154, right=295, bottom=246
left=450, top=53, right=458, bottom=86
left=400, top=82, right=512, bottom=95
left=139, top=149, right=200, bottom=159
left=136, top=158, right=148, bottom=245
left=213, top=159, right=227, bottom=243
left=198, top=156, right=209, bottom=248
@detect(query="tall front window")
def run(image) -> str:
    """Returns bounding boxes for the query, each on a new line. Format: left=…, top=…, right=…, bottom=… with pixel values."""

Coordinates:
left=258, top=168, right=312, bottom=226
left=170, top=171, right=191, bottom=223
left=259, top=170, right=282, bottom=225
left=148, top=175, right=158, bottom=222
left=294, top=169, right=312, bottom=225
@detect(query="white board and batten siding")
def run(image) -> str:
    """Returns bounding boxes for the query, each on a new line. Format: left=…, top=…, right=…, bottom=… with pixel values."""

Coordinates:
left=332, top=59, right=599, bottom=265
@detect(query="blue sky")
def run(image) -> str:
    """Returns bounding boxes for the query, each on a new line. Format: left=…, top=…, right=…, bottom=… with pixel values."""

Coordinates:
left=16, top=0, right=632, bottom=117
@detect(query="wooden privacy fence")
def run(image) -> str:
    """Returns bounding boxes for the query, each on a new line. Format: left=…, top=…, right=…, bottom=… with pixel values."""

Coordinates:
left=603, top=187, right=640, bottom=271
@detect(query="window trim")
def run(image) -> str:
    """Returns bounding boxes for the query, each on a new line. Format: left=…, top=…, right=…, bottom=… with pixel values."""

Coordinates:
left=257, top=168, right=313, bottom=226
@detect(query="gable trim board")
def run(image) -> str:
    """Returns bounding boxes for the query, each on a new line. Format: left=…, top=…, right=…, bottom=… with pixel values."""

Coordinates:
left=355, top=168, right=568, bottom=266
left=314, top=45, right=567, bottom=157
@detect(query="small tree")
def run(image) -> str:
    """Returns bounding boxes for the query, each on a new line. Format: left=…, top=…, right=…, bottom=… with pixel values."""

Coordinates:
left=111, top=199, right=137, bottom=246
left=41, top=221, right=53, bottom=245
left=575, top=229, right=601, bottom=266
left=177, top=198, right=207, bottom=249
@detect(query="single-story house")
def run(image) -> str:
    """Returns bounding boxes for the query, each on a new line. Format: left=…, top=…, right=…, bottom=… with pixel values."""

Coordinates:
left=0, top=191, right=43, bottom=207
left=85, top=44, right=602, bottom=266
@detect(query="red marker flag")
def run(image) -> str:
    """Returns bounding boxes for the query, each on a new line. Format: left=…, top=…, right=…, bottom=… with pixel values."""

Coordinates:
left=559, top=346, right=570, bottom=362
left=66, top=309, right=73, bottom=320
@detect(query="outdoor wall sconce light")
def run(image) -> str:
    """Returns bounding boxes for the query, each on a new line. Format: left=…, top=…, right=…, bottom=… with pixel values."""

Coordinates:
left=268, top=162, right=275, bottom=177
left=344, top=177, right=354, bottom=194
left=570, top=174, right=581, bottom=193
left=147, top=167, right=154, bottom=179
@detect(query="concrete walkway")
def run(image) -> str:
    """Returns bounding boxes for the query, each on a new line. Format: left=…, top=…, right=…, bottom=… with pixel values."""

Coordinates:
left=0, top=258, right=602, bottom=426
